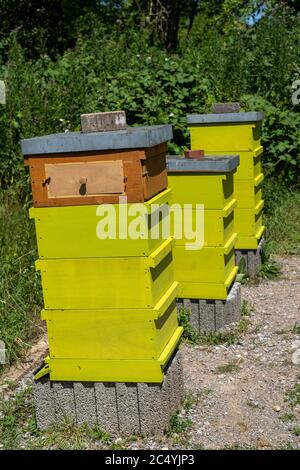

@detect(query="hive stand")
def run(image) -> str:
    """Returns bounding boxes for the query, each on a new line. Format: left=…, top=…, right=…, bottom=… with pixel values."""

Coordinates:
left=22, top=113, right=184, bottom=433
left=167, top=155, right=242, bottom=333
left=34, top=349, right=184, bottom=437
left=187, top=108, right=266, bottom=278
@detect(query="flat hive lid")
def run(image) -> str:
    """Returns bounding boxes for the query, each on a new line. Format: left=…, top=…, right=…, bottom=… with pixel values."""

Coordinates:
left=21, top=125, right=172, bottom=156
left=187, top=112, right=264, bottom=125
left=167, top=155, right=240, bottom=173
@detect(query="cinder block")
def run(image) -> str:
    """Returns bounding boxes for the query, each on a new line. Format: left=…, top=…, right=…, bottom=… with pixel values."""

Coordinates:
left=52, top=381, right=76, bottom=424
left=33, top=350, right=184, bottom=436
left=95, top=382, right=119, bottom=436
left=199, top=300, right=215, bottom=333
left=137, top=382, right=162, bottom=435
left=235, top=238, right=264, bottom=279
left=116, top=383, right=140, bottom=436
left=74, top=382, right=97, bottom=427
left=80, top=111, right=127, bottom=133
left=178, top=282, right=241, bottom=334
left=33, top=377, right=56, bottom=430
left=215, top=300, right=226, bottom=330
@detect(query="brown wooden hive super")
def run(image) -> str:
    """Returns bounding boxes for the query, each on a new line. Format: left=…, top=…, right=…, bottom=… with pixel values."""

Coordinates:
left=25, top=143, right=168, bottom=207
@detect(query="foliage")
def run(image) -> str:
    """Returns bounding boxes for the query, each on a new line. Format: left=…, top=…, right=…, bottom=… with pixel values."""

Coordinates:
left=0, top=198, right=42, bottom=371
left=263, top=179, right=300, bottom=255
left=0, top=2, right=299, bottom=199
left=259, top=240, right=282, bottom=280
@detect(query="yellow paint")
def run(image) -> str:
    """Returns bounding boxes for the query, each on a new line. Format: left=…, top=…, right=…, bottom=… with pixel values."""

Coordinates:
left=236, top=226, right=266, bottom=250
left=178, top=267, right=238, bottom=300
left=170, top=204, right=235, bottom=248
left=199, top=147, right=263, bottom=181
left=189, top=122, right=262, bottom=152
left=35, top=238, right=174, bottom=309
left=39, top=327, right=183, bottom=383
left=173, top=244, right=236, bottom=286
left=42, top=305, right=178, bottom=361
left=30, top=189, right=172, bottom=258
left=168, top=172, right=234, bottom=209
left=189, top=120, right=265, bottom=249
left=234, top=174, right=263, bottom=209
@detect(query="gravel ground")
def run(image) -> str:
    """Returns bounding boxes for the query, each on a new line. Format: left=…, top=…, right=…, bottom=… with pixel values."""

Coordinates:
left=129, top=256, right=300, bottom=450
left=1, top=256, right=299, bottom=450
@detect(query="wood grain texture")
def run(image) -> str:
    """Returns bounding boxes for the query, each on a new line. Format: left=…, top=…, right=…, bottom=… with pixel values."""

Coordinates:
left=27, top=144, right=168, bottom=207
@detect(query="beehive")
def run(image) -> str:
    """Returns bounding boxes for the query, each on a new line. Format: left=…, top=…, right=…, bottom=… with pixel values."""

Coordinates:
left=167, top=155, right=240, bottom=300
left=22, top=124, right=182, bottom=383
left=22, top=126, right=171, bottom=207
left=187, top=112, right=265, bottom=249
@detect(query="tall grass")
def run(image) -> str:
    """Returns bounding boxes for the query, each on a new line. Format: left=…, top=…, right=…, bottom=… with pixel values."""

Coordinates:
left=0, top=196, right=42, bottom=372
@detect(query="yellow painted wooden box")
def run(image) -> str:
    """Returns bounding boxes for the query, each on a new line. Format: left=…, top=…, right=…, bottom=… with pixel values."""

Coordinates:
left=168, top=173, right=234, bottom=209
left=203, top=147, right=263, bottom=181
left=235, top=202, right=265, bottom=250
left=189, top=122, right=262, bottom=152
left=234, top=173, right=264, bottom=209
left=30, top=189, right=171, bottom=258
left=40, top=283, right=183, bottom=382
left=170, top=200, right=236, bottom=248
left=36, top=237, right=174, bottom=310
left=173, top=234, right=238, bottom=300
left=40, top=321, right=183, bottom=383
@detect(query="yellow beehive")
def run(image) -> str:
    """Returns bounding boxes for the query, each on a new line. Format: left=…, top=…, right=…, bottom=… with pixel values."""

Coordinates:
left=187, top=112, right=265, bottom=249
left=30, top=189, right=171, bottom=258
left=36, top=237, right=174, bottom=310
left=167, top=155, right=239, bottom=300
left=40, top=282, right=183, bottom=383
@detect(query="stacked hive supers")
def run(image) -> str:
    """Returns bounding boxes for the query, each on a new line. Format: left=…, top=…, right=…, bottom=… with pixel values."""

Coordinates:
left=166, top=155, right=242, bottom=333
left=187, top=112, right=265, bottom=255
left=21, top=123, right=183, bottom=433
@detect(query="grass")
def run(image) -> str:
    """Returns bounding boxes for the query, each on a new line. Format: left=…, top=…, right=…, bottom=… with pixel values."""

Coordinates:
left=286, top=382, right=300, bottom=409
left=292, top=323, right=300, bottom=335
left=263, top=179, right=300, bottom=256
left=178, top=308, right=251, bottom=347
left=0, top=385, right=38, bottom=449
left=291, top=426, right=300, bottom=437
left=279, top=413, right=295, bottom=423
left=215, top=363, right=240, bottom=374
left=0, top=197, right=42, bottom=374
left=165, top=392, right=199, bottom=441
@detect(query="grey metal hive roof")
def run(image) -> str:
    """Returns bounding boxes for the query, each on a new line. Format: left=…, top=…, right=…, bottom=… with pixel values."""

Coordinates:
left=167, top=155, right=240, bottom=173
left=21, top=125, right=173, bottom=155
left=186, top=112, right=264, bottom=125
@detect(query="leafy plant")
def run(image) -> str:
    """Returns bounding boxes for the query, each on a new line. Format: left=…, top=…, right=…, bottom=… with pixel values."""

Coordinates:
left=259, top=240, right=282, bottom=280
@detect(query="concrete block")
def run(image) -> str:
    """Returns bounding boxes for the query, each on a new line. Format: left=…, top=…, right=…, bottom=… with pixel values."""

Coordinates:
left=199, top=300, right=216, bottom=333
left=137, top=382, right=162, bottom=436
left=33, top=350, right=184, bottom=437
left=116, top=383, right=140, bottom=436
left=33, top=377, right=56, bottom=430
left=215, top=300, right=226, bottom=330
left=178, top=282, right=241, bottom=334
left=81, top=111, right=127, bottom=133
left=95, top=382, right=119, bottom=436
left=74, top=382, right=97, bottom=427
left=235, top=238, right=265, bottom=279
left=52, top=381, right=76, bottom=424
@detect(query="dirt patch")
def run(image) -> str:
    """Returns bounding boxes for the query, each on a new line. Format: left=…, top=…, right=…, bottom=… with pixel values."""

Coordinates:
left=0, top=334, right=48, bottom=390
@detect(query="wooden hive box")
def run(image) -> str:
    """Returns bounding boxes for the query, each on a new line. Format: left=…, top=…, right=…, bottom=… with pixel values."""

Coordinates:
left=29, top=188, right=172, bottom=258
left=21, top=125, right=172, bottom=207
left=166, top=155, right=239, bottom=209
left=187, top=111, right=264, bottom=153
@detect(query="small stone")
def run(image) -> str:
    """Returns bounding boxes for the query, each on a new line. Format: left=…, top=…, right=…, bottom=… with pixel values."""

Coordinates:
left=291, top=348, right=300, bottom=365
left=273, top=405, right=281, bottom=412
